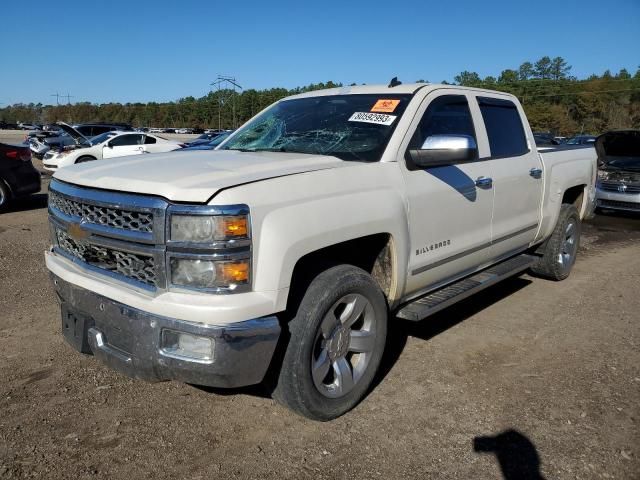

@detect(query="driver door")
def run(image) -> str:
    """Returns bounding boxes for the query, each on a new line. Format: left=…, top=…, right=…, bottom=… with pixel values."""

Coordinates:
left=401, top=91, right=495, bottom=295
left=103, top=134, right=145, bottom=158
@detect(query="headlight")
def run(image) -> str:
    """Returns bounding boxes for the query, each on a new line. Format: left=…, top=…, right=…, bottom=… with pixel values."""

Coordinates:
left=597, top=170, right=609, bottom=180
left=170, top=214, right=248, bottom=243
left=170, top=257, right=250, bottom=290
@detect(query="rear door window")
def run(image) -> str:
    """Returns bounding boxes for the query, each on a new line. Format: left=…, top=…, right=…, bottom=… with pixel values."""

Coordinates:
left=144, top=136, right=157, bottom=144
left=477, top=97, right=529, bottom=157
left=110, top=134, right=143, bottom=146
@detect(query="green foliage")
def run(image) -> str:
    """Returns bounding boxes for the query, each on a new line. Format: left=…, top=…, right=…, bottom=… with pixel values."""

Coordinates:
left=0, top=82, right=344, bottom=130
left=449, top=56, right=640, bottom=135
left=2, top=58, right=639, bottom=136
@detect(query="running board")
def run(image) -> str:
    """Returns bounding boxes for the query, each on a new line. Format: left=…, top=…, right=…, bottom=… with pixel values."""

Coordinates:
left=396, top=254, right=537, bottom=322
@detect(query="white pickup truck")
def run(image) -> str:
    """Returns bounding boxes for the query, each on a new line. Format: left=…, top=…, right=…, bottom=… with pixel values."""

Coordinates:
left=46, top=83, right=597, bottom=421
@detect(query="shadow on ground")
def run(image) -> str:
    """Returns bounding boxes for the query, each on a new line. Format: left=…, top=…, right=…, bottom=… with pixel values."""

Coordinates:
left=474, top=429, right=547, bottom=480
left=195, top=276, right=533, bottom=401
left=373, top=276, right=532, bottom=391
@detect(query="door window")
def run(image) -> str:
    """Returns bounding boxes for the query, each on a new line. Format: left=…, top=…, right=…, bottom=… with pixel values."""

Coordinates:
left=477, top=97, right=528, bottom=158
left=110, top=134, right=143, bottom=147
left=144, top=136, right=157, bottom=144
left=408, top=95, right=476, bottom=150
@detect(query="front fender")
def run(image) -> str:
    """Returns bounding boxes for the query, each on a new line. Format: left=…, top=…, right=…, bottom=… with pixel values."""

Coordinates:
left=212, top=163, right=409, bottom=313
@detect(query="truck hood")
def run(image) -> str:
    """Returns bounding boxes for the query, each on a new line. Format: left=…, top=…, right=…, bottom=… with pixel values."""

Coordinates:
left=53, top=149, right=349, bottom=202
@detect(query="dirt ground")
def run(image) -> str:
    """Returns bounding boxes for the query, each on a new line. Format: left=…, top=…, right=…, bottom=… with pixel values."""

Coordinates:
left=0, top=148, right=639, bottom=479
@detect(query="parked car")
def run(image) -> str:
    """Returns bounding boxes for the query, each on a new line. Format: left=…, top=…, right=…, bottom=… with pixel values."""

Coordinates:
left=565, top=135, right=596, bottom=145
left=18, top=123, right=38, bottom=130
left=186, top=130, right=230, bottom=147
left=30, top=122, right=135, bottom=157
left=46, top=83, right=596, bottom=421
left=0, top=121, right=19, bottom=130
left=175, top=128, right=194, bottom=134
left=42, top=123, right=184, bottom=171
left=533, top=132, right=557, bottom=146
left=0, top=142, right=41, bottom=211
left=181, top=131, right=232, bottom=150
left=595, top=130, right=640, bottom=213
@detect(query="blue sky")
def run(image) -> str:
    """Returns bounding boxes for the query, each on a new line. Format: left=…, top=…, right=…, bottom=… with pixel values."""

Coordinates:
left=1, top=0, right=638, bottom=105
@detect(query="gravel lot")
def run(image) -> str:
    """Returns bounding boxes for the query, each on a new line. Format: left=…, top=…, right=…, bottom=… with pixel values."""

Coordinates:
left=1, top=131, right=639, bottom=479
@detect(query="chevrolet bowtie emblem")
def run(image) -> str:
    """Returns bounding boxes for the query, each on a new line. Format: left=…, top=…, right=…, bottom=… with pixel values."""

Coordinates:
left=618, top=184, right=627, bottom=193
left=68, top=223, right=89, bottom=241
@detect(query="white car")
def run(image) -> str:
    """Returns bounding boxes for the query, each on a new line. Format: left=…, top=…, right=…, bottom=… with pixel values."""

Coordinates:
left=42, top=124, right=184, bottom=171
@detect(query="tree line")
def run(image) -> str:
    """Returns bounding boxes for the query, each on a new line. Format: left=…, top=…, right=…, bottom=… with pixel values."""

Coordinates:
left=2, top=58, right=639, bottom=136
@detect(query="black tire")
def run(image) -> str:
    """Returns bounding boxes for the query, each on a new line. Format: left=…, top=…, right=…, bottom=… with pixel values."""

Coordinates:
left=273, top=265, right=387, bottom=421
left=531, top=204, right=581, bottom=280
left=75, top=156, right=96, bottom=164
left=0, top=180, right=11, bottom=212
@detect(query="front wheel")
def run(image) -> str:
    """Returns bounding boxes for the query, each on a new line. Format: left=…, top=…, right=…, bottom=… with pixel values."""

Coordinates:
left=273, top=265, right=387, bottom=421
left=75, top=156, right=96, bottom=164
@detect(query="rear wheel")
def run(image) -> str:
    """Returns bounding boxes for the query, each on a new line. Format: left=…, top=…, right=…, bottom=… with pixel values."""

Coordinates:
left=273, top=265, right=387, bottom=421
left=531, top=204, right=581, bottom=280
left=0, top=180, right=11, bottom=211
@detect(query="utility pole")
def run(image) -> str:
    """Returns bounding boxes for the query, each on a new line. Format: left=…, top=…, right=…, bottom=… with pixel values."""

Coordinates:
left=50, top=93, right=61, bottom=105
left=210, top=75, right=242, bottom=130
left=63, top=93, right=74, bottom=105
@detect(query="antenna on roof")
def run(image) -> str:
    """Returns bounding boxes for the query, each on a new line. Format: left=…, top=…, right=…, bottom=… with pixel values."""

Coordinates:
left=388, top=77, right=402, bottom=88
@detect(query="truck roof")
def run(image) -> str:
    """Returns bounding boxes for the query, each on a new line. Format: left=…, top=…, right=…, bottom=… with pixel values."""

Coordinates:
left=285, top=83, right=519, bottom=101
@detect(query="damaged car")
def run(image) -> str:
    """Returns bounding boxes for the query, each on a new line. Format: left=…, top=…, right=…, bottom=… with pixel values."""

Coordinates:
left=595, top=130, right=640, bottom=213
left=42, top=123, right=185, bottom=172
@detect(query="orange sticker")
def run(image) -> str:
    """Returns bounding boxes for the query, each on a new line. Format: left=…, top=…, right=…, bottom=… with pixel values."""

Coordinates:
left=371, top=99, right=400, bottom=113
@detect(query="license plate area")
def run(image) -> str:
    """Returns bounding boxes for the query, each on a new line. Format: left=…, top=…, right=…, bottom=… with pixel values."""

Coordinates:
left=61, top=304, right=94, bottom=354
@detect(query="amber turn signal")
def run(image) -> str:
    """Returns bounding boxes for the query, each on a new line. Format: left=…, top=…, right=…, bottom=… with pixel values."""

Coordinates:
left=217, top=261, right=250, bottom=284
left=219, top=216, right=248, bottom=238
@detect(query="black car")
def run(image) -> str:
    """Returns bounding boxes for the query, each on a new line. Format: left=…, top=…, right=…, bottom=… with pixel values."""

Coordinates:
left=0, top=121, right=19, bottom=130
left=0, top=142, right=41, bottom=210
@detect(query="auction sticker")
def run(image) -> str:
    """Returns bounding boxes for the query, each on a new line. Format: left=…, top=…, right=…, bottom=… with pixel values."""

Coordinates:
left=348, top=112, right=397, bottom=126
left=371, top=99, right=400, bottom=113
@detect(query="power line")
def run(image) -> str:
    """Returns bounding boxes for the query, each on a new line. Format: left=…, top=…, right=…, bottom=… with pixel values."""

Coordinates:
left=210, top=75, right=243, bottom=130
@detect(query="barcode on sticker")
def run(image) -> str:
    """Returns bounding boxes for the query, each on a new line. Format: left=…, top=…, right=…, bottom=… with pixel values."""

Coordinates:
left=348, top=112, right=397, bottom=126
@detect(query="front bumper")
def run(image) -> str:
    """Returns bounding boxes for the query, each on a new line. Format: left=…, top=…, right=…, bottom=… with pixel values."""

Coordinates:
left=595, top=187, right=640, bottom=212
left=52, top=274, right=281, bottom=388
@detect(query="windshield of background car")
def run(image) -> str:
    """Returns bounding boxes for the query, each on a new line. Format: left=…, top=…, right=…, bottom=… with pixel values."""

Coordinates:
left=90, top=132, right=116, bottom=145
left=210, top=132, right=231, bottom=147
left=222, top=94, right=414, bottom=162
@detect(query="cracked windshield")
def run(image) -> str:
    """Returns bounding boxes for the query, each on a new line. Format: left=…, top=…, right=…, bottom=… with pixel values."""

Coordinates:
left=223, top=94, right=413, bottom=161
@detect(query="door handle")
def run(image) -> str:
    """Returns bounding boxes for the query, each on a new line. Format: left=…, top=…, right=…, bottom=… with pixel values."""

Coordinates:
left=529, top=168, right=542, bottom=179
left=475, top=176, right=493, bottom=188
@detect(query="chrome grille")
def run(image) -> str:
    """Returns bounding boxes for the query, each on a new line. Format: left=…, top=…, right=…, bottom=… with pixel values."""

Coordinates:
left=55, top=229, right=158, bottom=287
left=49, top=190, right=154, bottom=233
left=598, top=181, right=640, bottom=194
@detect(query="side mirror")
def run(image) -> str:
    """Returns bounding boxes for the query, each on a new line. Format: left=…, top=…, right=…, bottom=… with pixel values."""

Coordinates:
left=409, top=134, right=478, bottom=168
left=106, top=142, right=113, bottom=148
